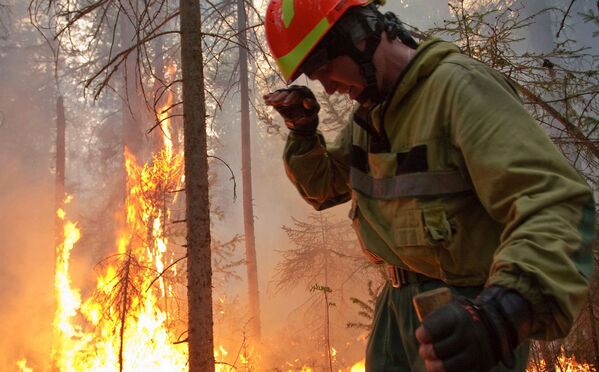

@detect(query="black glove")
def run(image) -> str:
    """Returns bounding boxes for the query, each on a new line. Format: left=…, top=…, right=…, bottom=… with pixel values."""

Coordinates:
left=264, top=85, right=320, bottom=135
left=422, top=286, right=532, bottom=371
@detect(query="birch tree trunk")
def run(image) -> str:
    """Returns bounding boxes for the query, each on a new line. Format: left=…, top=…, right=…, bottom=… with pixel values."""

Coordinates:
left=237, top=0, right=261, bottom=341
left=180, top=0, right=215, bottom=370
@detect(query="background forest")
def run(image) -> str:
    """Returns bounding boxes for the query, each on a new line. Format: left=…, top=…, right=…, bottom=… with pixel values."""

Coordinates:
left=0, top=0, right=598, bottom=371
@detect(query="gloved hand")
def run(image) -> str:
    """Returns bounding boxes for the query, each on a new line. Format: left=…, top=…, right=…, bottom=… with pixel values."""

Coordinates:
left=263, top=85, right=320, bottom=135
left=415, top=286, right=532, bottom=372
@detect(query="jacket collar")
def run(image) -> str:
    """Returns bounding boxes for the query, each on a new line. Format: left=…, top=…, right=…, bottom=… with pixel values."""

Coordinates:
left=385, top=39, right=460, bottom=109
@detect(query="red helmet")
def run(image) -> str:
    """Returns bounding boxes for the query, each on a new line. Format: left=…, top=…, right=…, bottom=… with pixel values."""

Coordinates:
left=265, top=0, right=373, bottom=83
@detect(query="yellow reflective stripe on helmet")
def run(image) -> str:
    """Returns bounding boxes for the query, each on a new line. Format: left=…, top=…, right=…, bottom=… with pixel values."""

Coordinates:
left=277, top=17, right=330, bottom=80
left=282, top=0, right=294, bottom=28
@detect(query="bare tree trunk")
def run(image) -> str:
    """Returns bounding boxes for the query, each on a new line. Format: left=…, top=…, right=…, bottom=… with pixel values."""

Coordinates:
left=51, top=94, right=65, bottom=372
left=319, top=214, right=333, bottom=372
left=588, top=289, right=599, bottom=367
left=54, top=95, right=65, bottom=242
left=118, top=251, right=133, bottom=372
left=150, top=23, right=167, bottom=155
left=180, top=0, right=214, bottom=370
left=120, top=0, right=146, bottom=160
left=237, top=0, right=261, bottom=341
left=115, top=2, right=146, bottom=252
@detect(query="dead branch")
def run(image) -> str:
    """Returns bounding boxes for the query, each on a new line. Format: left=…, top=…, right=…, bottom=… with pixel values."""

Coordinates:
left=514, top=81, right=599, bottom=160
left=556, top=0, right=577, bottom=39
left=145, top=254, right=188, bottom=292
left=208, top=155, right=237, bottom=201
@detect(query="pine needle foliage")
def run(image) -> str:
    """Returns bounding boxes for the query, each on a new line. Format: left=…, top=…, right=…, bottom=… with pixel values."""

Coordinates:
left=273, top=212, right=362, bottom=293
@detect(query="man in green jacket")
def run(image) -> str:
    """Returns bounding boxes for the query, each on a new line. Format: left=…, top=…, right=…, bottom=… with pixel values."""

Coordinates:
left=263, top=0, right=596, bottom=371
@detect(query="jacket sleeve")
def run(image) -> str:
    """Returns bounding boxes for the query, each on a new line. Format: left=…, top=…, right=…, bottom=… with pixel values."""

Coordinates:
left=283, top=124, right=353, bottom=210
left=448, top=64, right=596, bottom=340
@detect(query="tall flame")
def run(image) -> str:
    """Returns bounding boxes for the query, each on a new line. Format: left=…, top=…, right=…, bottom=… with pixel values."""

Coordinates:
left=51, top=135, right=187, bottom=370
left=52, top=205, right=82, bottom=369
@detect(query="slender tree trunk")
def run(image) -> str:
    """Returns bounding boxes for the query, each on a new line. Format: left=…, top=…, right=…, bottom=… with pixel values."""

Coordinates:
left=319, top=214, right=333, bottom=372
left=51, top=94, right=65, bottom=372
left=237, top=0, right=261, bottom=340
left=116, top=1, right=145, bottom=252
left=588, top=290, right=599, bottom=367
left=54, top=95, right=65, bottom=242
left=118, top=251, right=132, bottom=372
left=120, top=0, right=146, bottom=160
left=323, top=278, right=333, bottom=372
left=150, top=25, right=167, bottom=155
left=180, top=0, right=214, bottom=370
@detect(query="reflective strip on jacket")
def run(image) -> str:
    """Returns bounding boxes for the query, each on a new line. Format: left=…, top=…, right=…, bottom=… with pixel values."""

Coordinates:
left=282, top=39, right=596, bottom=340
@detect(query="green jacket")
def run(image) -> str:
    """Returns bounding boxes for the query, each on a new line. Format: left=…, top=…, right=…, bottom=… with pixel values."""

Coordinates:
left=283, top=39, right=595, bottom=340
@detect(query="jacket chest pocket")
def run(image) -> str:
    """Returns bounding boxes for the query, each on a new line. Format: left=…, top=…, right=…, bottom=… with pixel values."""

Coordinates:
left=391, top=205, right=455, bottom=248
left=392, top=208, right=427, bottom=246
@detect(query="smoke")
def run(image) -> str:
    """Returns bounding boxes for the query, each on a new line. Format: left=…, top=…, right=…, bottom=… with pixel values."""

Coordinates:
left=0, top=111, right=55, bottom=370
left=0, top=2, right=79, bottom=369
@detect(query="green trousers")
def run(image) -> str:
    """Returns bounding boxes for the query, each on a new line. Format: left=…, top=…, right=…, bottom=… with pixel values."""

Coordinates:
left=365, top=280, right=530, bottom=372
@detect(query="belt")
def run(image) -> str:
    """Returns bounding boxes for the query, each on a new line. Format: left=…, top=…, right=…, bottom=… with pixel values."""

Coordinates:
left=387, top=265, right=435, bottom=288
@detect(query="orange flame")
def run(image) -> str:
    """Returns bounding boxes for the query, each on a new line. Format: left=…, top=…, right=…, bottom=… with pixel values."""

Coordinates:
left=51, top=144, right=186, bottom=370
left=349, top=359, right=365, bottom=372
left=527, top=352, right=593, bottom=371
left=51, top=206, right=82, bottom=369
left=16, top=358, right=33, bottom=372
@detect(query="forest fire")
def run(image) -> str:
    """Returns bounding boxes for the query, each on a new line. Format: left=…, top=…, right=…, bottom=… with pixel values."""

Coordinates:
left=528, top=352, right=593, bottom=372
left=47, top=94, right=269, bottom=371
left=46, top=76, right=271, bottom=371
left=50, top=99, right=188, bottom=370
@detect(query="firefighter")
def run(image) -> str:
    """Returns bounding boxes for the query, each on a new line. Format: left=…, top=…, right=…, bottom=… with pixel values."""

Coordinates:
left=262, top=0, right=596, bottom=371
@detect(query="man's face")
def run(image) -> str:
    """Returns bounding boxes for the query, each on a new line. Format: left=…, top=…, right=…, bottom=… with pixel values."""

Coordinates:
left=306, top=54, right=368, bottom=103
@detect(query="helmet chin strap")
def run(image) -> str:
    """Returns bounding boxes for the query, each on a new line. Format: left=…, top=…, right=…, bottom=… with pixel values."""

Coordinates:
left=342, top=11, right=385, bottom=106
left=345, top=7, right=418, bottom=106
left=354, top=55, right=382, bottom=106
